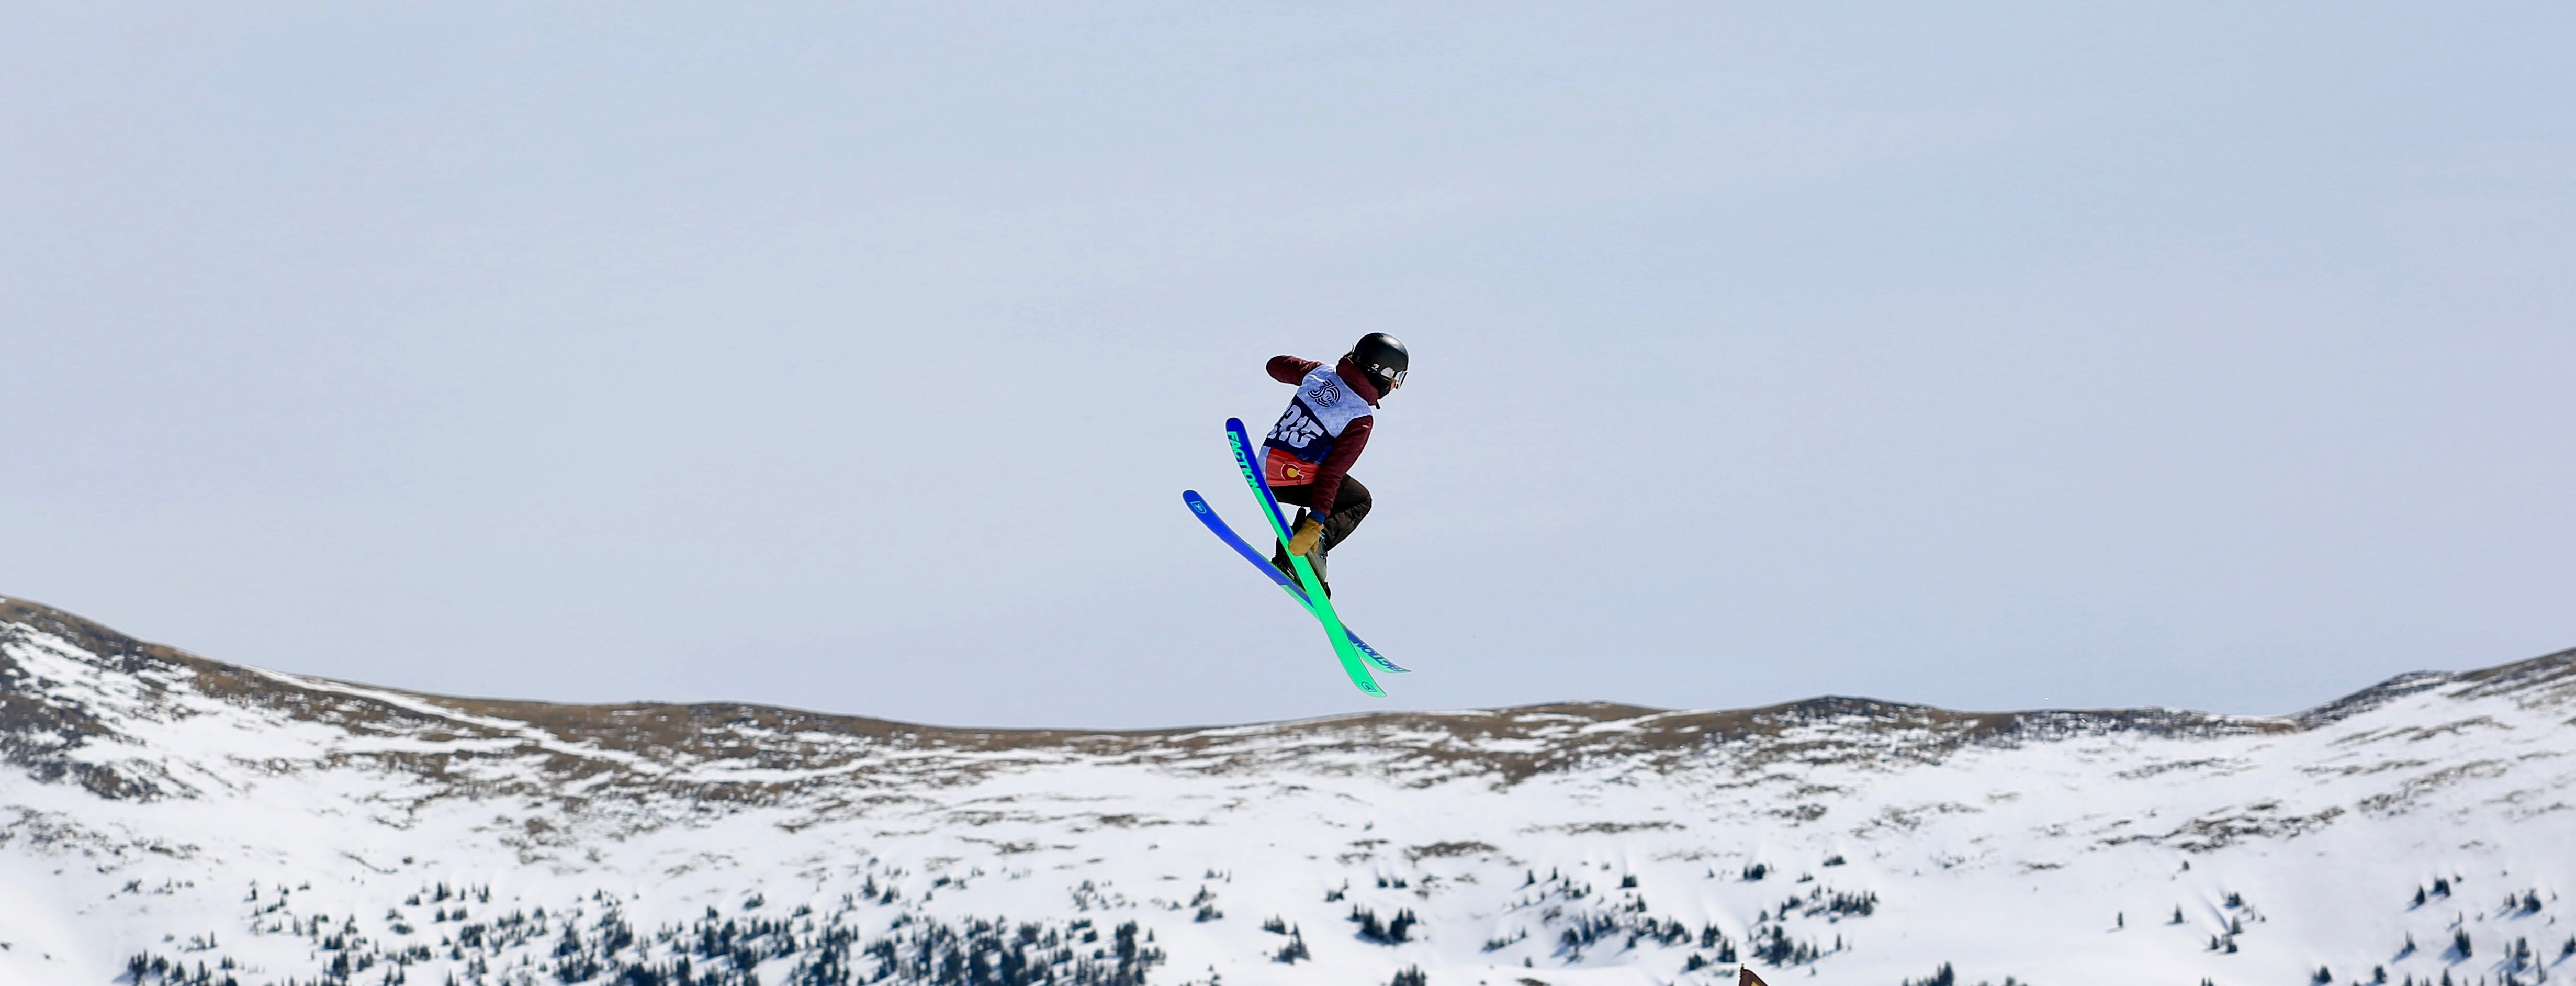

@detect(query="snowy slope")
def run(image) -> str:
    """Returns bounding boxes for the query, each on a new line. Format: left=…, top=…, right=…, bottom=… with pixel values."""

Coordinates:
left=3, top=593, right=2571, bottom=986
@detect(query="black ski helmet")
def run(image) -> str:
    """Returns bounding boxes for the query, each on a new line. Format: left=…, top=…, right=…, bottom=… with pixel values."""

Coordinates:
left=1347, top=332, right=1409, bottom=394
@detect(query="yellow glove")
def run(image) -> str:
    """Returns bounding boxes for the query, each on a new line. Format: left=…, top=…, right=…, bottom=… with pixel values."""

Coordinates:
left=1287, top=516, right=1325, bottom=556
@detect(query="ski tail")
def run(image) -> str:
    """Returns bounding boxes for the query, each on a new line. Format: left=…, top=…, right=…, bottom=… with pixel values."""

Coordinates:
left=1225, top=418, right=1383, bottom=697
left=1183, top=490, right=1407, bottom=673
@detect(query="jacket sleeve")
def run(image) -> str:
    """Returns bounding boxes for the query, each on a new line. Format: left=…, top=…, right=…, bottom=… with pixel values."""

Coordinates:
left=1306, top=416, right=1371, bottom=517
left=1267, top=356, right=1321, bottom=384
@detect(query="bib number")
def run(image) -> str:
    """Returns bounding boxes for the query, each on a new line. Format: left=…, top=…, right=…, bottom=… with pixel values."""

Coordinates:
left=1268, top=402, right=1327, bottom=451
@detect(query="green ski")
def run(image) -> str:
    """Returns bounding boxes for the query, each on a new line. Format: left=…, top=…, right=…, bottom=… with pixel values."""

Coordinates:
left=1226, top=418, right=1384, bottom=697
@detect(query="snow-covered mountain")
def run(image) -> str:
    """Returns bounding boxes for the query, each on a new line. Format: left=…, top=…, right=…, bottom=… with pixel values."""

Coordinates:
left=4, top=593, right=2571, bottom=986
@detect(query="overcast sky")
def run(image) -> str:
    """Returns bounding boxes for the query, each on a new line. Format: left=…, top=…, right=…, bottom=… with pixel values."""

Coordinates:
left=6, top=2, right=2571, bottom=729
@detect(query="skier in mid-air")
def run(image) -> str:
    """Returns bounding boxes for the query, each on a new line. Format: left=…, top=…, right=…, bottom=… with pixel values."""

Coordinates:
left=1258, top=333, right=1409, bottom=596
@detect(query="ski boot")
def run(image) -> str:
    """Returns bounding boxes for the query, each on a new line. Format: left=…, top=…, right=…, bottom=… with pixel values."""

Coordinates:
left=1272, top=545, right=1330, bottom=598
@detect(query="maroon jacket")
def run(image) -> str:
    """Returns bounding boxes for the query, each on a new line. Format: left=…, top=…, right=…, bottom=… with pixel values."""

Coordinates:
left=1263, top=355, right=1381, bottom=516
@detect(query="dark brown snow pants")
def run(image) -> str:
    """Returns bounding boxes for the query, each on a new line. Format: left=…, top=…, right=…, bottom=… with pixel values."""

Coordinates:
left=1269, top=474, right=1372, bottom=553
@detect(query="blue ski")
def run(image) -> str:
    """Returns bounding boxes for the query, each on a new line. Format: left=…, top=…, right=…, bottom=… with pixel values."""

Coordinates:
left=1184, top=490, right=1408, bottom=674
left=1225, top=418, right=1384, bottom=697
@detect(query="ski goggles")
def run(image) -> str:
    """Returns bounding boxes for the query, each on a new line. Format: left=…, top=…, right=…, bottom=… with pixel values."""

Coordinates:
left=1374, top=367, right=1407, bottom=392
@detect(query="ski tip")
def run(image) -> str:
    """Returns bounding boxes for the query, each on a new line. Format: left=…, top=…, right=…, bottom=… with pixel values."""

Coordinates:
left=1183, top=490, right=1208, bottom=511
left=1363, top=651, right=1411, bottom=673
